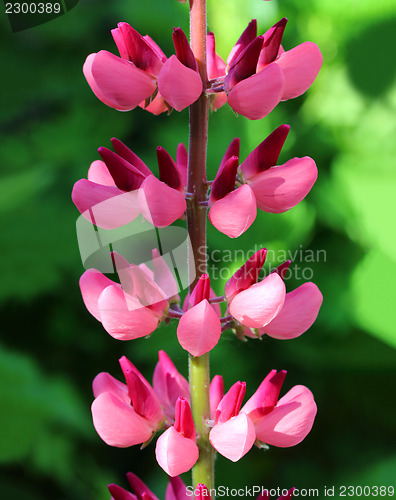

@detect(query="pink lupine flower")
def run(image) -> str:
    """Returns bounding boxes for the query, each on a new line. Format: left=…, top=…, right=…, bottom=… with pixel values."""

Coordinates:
left=239, top=125, right=318, bottom=214
left=209, top=381, right=256, bottom=461
left=108, top=472, right=189, bottom=500
left=195, top=484, right=212, bottom=500
left=177, top=274, right=222, bottom=356
left=155, top=397, right=199, bottom=476
left=241, top=261, right=323, bottom=340
left=91, top=356, right=164, bottom=447
left=79, top=252, right=170, bottom=340
left=241, top=370, right=317, bottom=447
left=72, top=138, right=186, bottom=230
left=83, top=23, right=202, bottom=113
left=208, top=126, right=317, bottom=237
left=225, top=249, right=286, bottom=329
left=153, top=350, right=190, bottom=422
left=207, top=18, right=322, bottom=119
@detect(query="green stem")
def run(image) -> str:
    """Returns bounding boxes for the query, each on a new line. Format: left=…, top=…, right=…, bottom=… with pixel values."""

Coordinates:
left=187, top=0, right=214, bottom=493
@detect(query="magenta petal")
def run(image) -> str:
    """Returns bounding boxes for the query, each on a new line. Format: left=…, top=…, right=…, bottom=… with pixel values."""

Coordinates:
left=86, top=51, right=156, bottom=111
left=215, top=381, right=246, bottom=424
left=111, top=137, right=152, bottom=177
left=126, top=472, right=160, bottom=500
left=275, top=42, right=323, bottom=100
left=248, top=156, right=318, bottom=213
left=108, top=484, right=137, bottom=500
left=241, top=370, right=287, bottom=419
left=98, top=285, right=159, bottom=340
left=209, top=155, right=240, bottom=204
left=79, top=269, right=115, bottom=321
left=207, top=32, right=226, bottom=80
left=227, top=63, right=284, bottom=120
left=72, top=179, right=140, bottom=229
left=230, top=273, right=286, bottom=328
left=177, top=300, right=221, bottom=356
left=254, top=385, right=317, bottom=447
left=227, top=19, right=258, bottom=68
left=92, top=392, right=154, bottom=447
left=88, top=160, right=116, bottom=186
left=157, top=146, right=183, bottom=192
left=166, top=477, right=188, bottom=500
left=262, top=282, right=323, bottom=339
left=92, top=372, right=129, bottom=402
left=176, top=143, right=188, bottom=187
left=209, top=413, right=256, bottom=462
left=209, top=185, right=257, bottom=238
left=155, top=427, right=199, bottom=477
left=139, top=175, right=186, bottom=227
left=225, top=248, right=267, bottom=302
left=158, top=55, right=203, bottom=111
left=210, top=375, right=224, bottom=420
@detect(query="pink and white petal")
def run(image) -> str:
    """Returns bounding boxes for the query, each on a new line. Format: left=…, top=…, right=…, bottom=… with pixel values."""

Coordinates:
left=92, top=371, right=129, bottom=402
left=209, top=413, right=256, bottom=462
left=208, top=185, right=257, bottom=238
left=177, top=300, right=221, bottom=356
left=262, top=282, right=323, bottom=339
left=249, top=157, right=318, bottom=213
left=98, top=285, right=159, bottom=340
left=158, top=55, right=203, bottom=111
left=255, top=385, right=317, bottom=447
left=229, top=273, right=286, bottom=328
left=88, top=160, right=116, bottom=186
left=139, top=175, right=186, bottom=227
left=275, top=42, right=323, bottom=100
left=86, top=51, right=157, bottom=111
left=92, top=391, right=154, bottom=447
left=155, top=427, right=199, bottom=477
left=79, top=269, right=116, bottom=321
left=72, top=179, right=140, bottom=229
left=227, top=64, right=284, bottom=120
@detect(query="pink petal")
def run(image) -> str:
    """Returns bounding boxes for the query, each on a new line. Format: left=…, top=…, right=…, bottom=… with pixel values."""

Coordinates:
left=97, top=285, right=160, bottom=340
left=225, top=37, right=264, bottom=91
left=189, top=274, right=210, bottom=306
left=84, top=51, right=156, bottom=111
left=262, top=282, right=322, bottom=339
left=227, top=20, right=257, bottom=68
left=248, top=157, right=318, bottom=213
left=254, top=385, right=317, bottom=447
left=111, top=27, right=129, bottom=60
left=158, top=55, right=203, bottom=111
left=98, top=146, right=146, bottom=191
left=229, top=273, right=286, bottom=328
left=177, top=300, right=221, bottom=356
left=210, top=375, right=224, bottom=420
left=72, top=179, right=140, bottom=229
left=224, top=248, right=267, bottom=302
left=108, top=484, right=137, bottom=500
left=174, top=397, right=195, bottom=440
left=165, top=477, right=188, bottom=500
left=155, top=427, right=199, bottom=477
left=172, top=28, right=198, bottom=71
left=241, top=370, right=287, bottom=419
left=275, top=42, right=323, bottom=100
left=239, top=124, right=290, bottom=180
left=227, top=63, right=284, bottom=120
left=88, top=160, right=116, bottom=186
left=79, top=269, right=115, bottom=321
left=153, top=351, right=189, bottom=419
left=207, top=32, right=226, bottom=80
left=157, top=146, right=183, bottom=192
left=126, top=472, right=160, bottom=500
left=152, top=248, right=179, bottom=300
left=92, top=371, right=129, bottom=402
left=215, top=381, right=246, bottom=423
left=259, top=18, right=287, bottom=67
left=110, top=138, right=152, bottom=177
left=209, top=184, right=257, bottom=238
left=209, top=155, right=240, bottom=204
left=139, top=175, right=186, bottom=227
left=209, top=413, right=255, bottom=462
left=92, top=392, right=155, bottom=447
left=176, top=143, right=188, bottom=187
left=140, top=93, right=169, bottom=115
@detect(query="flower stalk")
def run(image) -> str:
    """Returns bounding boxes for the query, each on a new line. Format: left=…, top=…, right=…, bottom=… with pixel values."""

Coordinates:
left=187, top=0, right=214, bottom=492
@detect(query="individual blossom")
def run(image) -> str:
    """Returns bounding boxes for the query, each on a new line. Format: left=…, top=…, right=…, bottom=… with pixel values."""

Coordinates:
left=72, top=138, right=187, bottom=229
left=155, top=397, right=199, bottom=476
left=108, top=472, right=189, bottom=500
left=80, top=251, right=175, bottom=340
left=208, top=125, right=317, bottom=238
left=83, top=23, right=202, bottom=114
left=225, top=249, right=286, bottom=329
left=241, top=370, right=317, bottom=448
left=244, top=260, right=323, bottom=340
left=207, top=18, right=322, bottom=119
left=177, top=274, right=222, bottom=356
left=209, top=370, right=316, bottom=461
left=91, top=356, right=165, bottom=447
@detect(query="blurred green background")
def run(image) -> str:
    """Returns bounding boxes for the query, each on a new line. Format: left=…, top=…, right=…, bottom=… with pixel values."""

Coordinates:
left=1, top=0, right=396, bottom=498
